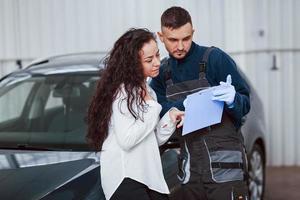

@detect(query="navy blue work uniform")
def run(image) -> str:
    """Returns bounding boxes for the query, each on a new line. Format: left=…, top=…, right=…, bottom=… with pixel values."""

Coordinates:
left=150, top=42, right=250, bottom=200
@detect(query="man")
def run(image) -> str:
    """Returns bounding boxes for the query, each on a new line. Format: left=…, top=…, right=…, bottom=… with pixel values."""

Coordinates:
left=150, top=6, right=250, bottom=200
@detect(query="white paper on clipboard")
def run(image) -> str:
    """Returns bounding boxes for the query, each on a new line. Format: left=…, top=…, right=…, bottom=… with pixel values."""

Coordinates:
left=182, top=87, right=224, bottom=135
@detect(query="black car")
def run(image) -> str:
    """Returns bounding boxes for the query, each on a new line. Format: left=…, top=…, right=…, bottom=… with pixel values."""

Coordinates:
left=0, top=53, right=266, bottom=200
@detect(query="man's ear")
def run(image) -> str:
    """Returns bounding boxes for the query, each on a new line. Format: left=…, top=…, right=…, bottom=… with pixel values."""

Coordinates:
left=157, top=31, right=164, bottom=43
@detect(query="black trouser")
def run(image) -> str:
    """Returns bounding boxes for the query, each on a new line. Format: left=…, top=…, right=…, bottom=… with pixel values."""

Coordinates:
left=110, top=178, right=169, bottom=200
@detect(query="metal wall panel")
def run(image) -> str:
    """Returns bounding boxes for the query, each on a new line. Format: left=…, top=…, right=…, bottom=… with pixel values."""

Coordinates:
left=0, top=61, right=19, bottom=77
left=231, top=0, right=300, bottom=166
left=0, top=0, right=300, bottom=166
left=0, top=0, right=19, bottom=59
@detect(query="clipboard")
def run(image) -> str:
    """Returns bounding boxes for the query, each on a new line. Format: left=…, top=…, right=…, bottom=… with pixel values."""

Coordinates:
left=182, top=87, right=224, bottom=135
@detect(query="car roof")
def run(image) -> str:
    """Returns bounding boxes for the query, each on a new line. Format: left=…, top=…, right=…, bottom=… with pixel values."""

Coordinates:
left=24, top=52, right=106, bottom=74
left=0, top=52, right=106, bottom=85
left=28, top=52, right=106, bottom=67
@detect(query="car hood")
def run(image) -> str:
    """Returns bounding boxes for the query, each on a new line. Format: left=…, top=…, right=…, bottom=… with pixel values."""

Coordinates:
left=0, top=150, right=100, bottom=200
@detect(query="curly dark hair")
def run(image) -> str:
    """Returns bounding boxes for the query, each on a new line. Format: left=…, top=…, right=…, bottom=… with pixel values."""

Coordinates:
left=86, top=28, right=156, bottom=151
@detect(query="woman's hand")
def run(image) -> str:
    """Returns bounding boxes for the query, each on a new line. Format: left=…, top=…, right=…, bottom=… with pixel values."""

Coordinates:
left=169, top=109, right=185, bottom=128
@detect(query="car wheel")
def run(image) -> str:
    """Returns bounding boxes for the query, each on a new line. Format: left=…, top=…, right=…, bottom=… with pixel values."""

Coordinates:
left=248, top=143, right=265, bottom=200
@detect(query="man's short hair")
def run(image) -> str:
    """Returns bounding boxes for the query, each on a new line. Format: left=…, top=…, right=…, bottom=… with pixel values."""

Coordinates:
left=161, top=6, right=192, bottom=29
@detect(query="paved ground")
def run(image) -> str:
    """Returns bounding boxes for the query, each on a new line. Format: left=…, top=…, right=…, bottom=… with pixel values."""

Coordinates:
left=265, top=166, right=300, bottom=200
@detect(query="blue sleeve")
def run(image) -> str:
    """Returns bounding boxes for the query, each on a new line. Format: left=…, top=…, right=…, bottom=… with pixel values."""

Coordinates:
left=150, top=68, right=185, bottom=117
left=210, top=49, right=250, bottom=127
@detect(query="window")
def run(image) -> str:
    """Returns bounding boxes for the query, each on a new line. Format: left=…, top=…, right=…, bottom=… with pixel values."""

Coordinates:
left=0, top=82, right=34, bottom=123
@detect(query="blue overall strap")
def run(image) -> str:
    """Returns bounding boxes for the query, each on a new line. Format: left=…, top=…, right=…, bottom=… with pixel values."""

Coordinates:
left=161, top=57, right=173, bottom=86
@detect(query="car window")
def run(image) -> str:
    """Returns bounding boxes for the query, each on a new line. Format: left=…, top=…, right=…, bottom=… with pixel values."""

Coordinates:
left=0, top=73, right=99, bottom=150
left=45, top=87, right=64, bottom=110
left=0, top=81, right=34, bottom=122
left=0, top=155, right=10, bottom=169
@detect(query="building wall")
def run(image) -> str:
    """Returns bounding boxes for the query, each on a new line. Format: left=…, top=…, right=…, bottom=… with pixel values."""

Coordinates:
left=0, top=0, right=299, bottom=166
left=231, top=0, right=300, bottom=166
left=0, top=0, right=245, bottom=74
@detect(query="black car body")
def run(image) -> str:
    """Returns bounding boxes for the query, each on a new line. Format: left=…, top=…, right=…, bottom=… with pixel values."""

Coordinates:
left=0, top=53, right=266, bottom=200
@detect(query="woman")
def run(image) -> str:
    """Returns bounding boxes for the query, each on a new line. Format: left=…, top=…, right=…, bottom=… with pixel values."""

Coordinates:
left=87, top=28, right=184, bottom=200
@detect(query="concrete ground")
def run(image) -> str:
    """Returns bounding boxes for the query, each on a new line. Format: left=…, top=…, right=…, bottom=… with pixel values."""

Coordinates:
left=265, top=166, right=300, bottom=200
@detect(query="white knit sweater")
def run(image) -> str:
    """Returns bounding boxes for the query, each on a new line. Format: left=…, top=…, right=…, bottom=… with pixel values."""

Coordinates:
left=100, top=84, right=177, bottom=200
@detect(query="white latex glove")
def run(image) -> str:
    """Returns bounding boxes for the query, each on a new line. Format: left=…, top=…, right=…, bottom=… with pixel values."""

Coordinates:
left=212, top=75, right=236, bottom=106
left=183, top=98, right=188, bottom=108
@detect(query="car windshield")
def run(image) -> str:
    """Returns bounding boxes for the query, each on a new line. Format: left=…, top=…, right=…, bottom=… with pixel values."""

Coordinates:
left=0, top=73, right=99, bottom=150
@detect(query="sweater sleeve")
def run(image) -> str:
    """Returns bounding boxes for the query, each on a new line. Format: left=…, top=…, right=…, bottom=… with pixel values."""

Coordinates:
left=150, top=68, right=185, bottom=117
left=154, top=108, right=177, bottom=146
left=112, top=90, right=162, bottom=151
left=210, top=48, right=250, bottom=127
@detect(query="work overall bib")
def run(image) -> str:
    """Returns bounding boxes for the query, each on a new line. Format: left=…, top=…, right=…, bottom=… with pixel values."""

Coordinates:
left=164, top=47, right=249, bottom=200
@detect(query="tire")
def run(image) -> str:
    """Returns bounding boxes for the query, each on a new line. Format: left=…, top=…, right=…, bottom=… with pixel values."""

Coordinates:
left=248, top=143, right=265, bottom=200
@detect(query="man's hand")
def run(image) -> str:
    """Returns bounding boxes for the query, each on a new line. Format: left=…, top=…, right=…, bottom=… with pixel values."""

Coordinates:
left=183, top=98, right=187, bottom=108
left=169, top=109, right=185, bottom=128
left=212, top=75, right=236, bottom=106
